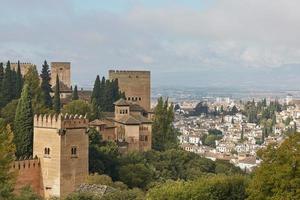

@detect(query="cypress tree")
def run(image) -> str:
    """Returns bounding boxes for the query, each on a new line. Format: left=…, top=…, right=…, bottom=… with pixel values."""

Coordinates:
left=104, top=80, right=113, bottom=111
left=53, top=75, right=61, bottom=113
left=72, top=85, right=79, bottom=101
left=1, top=61, right=13, bottom=107
left=13, top=84, right=33, bottom=158
left=15, top=61, right=23, bottom=98
left=91, top=75, right=101, bottom=104
left=40, top=60, right=52, bottom=108
left=100, top=76, right=106, bottom=108
left=0, top=63, right=4, bottom=108
left=11, top=69, right=17, bottom=99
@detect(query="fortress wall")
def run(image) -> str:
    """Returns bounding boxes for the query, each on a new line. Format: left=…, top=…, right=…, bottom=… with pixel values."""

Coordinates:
left=12, top=158, right=43, bottom=196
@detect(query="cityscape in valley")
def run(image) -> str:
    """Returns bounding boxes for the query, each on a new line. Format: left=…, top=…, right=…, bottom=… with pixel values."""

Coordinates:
left=1, top=1, right=300, bottom=200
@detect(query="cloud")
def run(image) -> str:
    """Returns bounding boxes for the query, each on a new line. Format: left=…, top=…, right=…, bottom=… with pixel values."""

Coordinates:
left=1, top=0, right=300, bottom=88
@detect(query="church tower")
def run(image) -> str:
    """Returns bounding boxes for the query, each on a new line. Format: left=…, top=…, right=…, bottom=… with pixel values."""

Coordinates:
left=33, top=114, right=89, bottom=198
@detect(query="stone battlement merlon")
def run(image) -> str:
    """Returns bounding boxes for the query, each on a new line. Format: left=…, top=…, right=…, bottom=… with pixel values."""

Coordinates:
left=12, top=158, right=40, bottom=170
left=34, top=113, right=89, bottom=129
left=109, top=70, right=150, bottom=75
left=11, top=62, right=33, bottom=65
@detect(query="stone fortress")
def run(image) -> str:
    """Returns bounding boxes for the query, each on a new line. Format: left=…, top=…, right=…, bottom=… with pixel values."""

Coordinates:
left=12, top=62, right=152, bottom=198
left=109, top=70, right=151, bottom=111
left=14, top=114, right=89, bottom=198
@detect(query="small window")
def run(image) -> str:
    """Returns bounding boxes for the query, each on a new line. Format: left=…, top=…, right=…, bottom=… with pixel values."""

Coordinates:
left=44, top=147, right=50, bottom=157
left=139, top=97, right=141, bottom=101
left=71, top=146, right=77, bottom=157
left=125, top=109, right=128, bottom=114
left=128, top=97, right=131, bottom=100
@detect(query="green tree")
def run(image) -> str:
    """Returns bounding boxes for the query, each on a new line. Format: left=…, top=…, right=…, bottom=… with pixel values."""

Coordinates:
left=53, top=75, right=61, bottom=113
left=119, top=163, right=154, bottom=189
left=102, top=188, right=144, bottom=200
left=152, top=97, right=179, bottom=151
left=247, top=134, right=300, bottom=200
left=15, top=61, right=23, bottom=99
left=88, top=128, right=119, bottom=179
left=0, top=99, right=19, bottom=126
left=72, top=85, right=79, bottom=101
left=0, top=121, right=16, bottom=199
left=11, top=68, right=17, bottom=100
left=147, top=175, right=247, bottom=200
left=40, top=60, right=52, bottom=108
left=62, top=100, right=91, bottom=117
left=91, top=75, right=101, bottom=104
left=0, top=63, right=4, bottom=94
left=14, top=84, right=34, bottom=158
left=24, top=66, right=42, bottom=113
left=1, top=61, right=13, bottom=107
left=14, top=186, right=42, bottom=200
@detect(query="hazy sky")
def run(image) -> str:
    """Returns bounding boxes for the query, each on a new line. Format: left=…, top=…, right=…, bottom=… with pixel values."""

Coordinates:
left=1, top=0, right=300, bottom=89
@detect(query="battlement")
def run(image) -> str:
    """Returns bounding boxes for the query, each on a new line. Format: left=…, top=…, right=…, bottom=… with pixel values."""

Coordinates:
left=11, top=62, right=33, bottom=65
left=12, top=158, right=40, bottom=171
left=109, top=70, right=150, bottom=75
left=34, top=114, right=89, bottom=129
left=51, top=62, right=71, bottom=69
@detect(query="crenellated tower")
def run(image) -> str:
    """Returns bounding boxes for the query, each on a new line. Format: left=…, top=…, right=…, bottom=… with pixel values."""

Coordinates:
left=109, top=70, right=151, bottom=111
left=33, top=113, right=89, bottom=199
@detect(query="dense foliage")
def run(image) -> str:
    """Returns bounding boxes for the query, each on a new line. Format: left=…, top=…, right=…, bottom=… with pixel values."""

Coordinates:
left=152, top=97, right=179, bottom=151
left=0, top=120, right=15, bottom=199
left=91, top=75, right=125, bottom=113
left=247, top=134, right=300, bottom=199
left=147, top=175, right=248, bottom=200
left=40, top=61, right=52, bottom=108
left=201, top=129, right=224, bottom=148
left=13, top=84, right=34, bottom=158
left=0, top=61, right=23, bottom=109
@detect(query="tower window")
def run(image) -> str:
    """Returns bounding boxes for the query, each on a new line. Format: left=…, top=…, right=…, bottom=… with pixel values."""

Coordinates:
left=44, top=147, right=50, bottom=158
left=71, top=146, right=77, bottom=158
left=139, top=97, right=142, bottom=101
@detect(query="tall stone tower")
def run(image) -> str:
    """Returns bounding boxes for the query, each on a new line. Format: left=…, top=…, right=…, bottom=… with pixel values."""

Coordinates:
left=33, top=114, right=89, bottom=198
left=109, top=70, right=151, bottom=111
left=51, top=62, right=71, bottom=88
left=11, top=62, right=34, bottom=76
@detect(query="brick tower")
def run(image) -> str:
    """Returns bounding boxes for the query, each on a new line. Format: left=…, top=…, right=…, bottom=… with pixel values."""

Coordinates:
left=109, top=70, right=151, bottom=111
left=33, top=114, right=89, bottom=198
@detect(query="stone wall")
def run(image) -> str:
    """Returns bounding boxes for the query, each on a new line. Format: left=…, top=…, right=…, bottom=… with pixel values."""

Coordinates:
left=12, top=158, right=43, bottom=196
left=11, top=63, right=34, bottom=76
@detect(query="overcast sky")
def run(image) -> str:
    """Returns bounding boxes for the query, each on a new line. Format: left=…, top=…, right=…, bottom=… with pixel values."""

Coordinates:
left=1, top=0, right=300, bottom=89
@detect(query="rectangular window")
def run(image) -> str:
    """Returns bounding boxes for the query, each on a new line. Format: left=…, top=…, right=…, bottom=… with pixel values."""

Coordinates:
left=71, top=146, right=77, bottom=158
